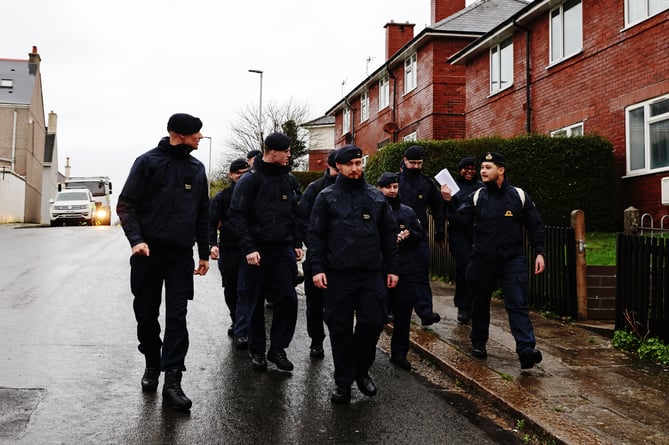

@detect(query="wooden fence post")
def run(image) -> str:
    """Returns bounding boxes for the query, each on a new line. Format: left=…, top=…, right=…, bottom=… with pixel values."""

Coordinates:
left=571, top=209, right=588, bottom=320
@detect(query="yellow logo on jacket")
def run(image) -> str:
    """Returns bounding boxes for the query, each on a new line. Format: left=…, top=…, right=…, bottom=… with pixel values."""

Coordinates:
left=505, top=210, right=513, bottom=216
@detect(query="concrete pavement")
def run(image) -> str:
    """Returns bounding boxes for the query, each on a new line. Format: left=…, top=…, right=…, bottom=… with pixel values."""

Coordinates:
left=402, top=281, right=669, bottom=445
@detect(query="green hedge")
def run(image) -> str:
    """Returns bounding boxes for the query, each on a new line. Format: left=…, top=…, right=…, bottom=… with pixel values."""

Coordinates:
left=363, top=135, right=617, bottom=231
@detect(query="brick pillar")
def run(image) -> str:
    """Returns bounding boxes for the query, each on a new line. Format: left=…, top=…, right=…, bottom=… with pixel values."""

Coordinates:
left=431, top=0, right=466, bottom=24
left=384, top=21, right=415, bottom=59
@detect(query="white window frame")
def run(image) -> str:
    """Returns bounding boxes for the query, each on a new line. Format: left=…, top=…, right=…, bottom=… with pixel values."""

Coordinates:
left=342, top=107, right=351, bottom=135
left=403, top=132, right=417, bottom=142
left=379, top=75, right=390, bottom=110
left=360, top=91, right=369, bottom=122
left=625, top=94, right=669, bottom=175
left=490, top=38, right=514, bottom=94
left=549, top=0, right=582, bottom=65
left=625, top=0, right=669, bottom=26
left=404, top=53, right=417, bottom=94
left=551, top=122, right=584, bottom=137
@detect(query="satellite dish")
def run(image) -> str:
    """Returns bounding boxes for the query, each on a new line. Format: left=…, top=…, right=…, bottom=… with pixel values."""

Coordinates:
left=383, top=122, right=398, bottom=134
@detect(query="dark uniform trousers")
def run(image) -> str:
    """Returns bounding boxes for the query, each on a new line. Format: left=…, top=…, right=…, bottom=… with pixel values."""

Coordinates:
left=466, top=254, right=536, bottom=354
left=413, top=239, right=436, bottom=317
left=237, top=244, right=298, bottom=354
left=324, top=270, right=387, bottom=388
left=388, top=273, right=428, bottom=358
left=217, top=246, right=243, bottom=331
left=130, top=246, right=194, bottom=371
left=302, top=259, right=325, bottom=344
left=448, top=233, right=474, bottom=312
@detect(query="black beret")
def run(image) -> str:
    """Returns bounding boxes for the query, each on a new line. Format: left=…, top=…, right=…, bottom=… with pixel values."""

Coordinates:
left=377, top=172, right=399, bottom=187
left=481, top=152, right=507, bottom=166
left=264, top=132, right=291, bottom=151
left=457, top=157, right=477, bottom=169
left=167, top=113, right=203, bottom=135
left=335, top=144, right=363, bottom=164
left=229, top=158, right=249, bottom=173
left=404, top=145, right=424, bottom=160
left=246, top=149, right=261, bottom=160
left=326, top=151, right=338, bottom=169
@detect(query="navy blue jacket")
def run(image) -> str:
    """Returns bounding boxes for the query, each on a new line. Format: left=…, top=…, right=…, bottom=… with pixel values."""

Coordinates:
left=208, top=181, right=238, bottom=249
left=445, top=175, right=484, bottom=239
left=387, top=196, right=425, bottom=276
left=227, top=158, right=303, bottom=255
left=454, top=178, right=545, bottom=261
left=117, top=137, right=209, bottom=260
left=307, top=173, right=399, bottom=275
left=399, top=169, right=445, bottom=241
left=298, top=169, right=336, bottom=247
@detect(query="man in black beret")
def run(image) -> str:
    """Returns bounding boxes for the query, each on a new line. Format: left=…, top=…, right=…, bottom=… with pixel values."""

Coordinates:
left=227, top=132, right=304, bottom=373
left=209, top=158, right=250, bottom=348
left=441, top=151, right=546, bottom=369
left=398, top=144, right=443, bottom=326
left=117, top=113, right=209, bottom=411
left=246, top=149, right=262, bottom=167
left=376, top=172, right=425, bottom=370
left=298, top=150, right=339, bottom=360
left=307, top=144, right=399, bottom=403
left=443, top=156, right=484, bottom=325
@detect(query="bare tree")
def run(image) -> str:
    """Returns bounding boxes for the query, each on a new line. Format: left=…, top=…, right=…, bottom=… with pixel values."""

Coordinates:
left=225, top=98, right=311, bottom=169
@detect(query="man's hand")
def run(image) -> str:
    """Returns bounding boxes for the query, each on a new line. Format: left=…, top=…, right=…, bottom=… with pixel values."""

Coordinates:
left=246, top=251, right=261, bottom=266
left=210, top=246, right=220, bottom=260
left=313, top=272, right=327, bottom=289
left=386, top=274, right=399, bottom=289
left=440, top=184, right=452, bottom=201
left=534, top=254, right=545, bottom=275
left=131, top=242, right=150, bottom=256
left=294, top=248, right=304, bottom=261
left=194, top=259, right=209, bottom=276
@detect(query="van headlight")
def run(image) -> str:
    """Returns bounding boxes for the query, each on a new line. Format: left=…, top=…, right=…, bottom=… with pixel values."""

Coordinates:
left=96, top=208, right=108, bottom=219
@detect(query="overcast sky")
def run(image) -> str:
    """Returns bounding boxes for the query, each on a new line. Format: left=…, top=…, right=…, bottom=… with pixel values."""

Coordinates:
left=3, top=1, right=477, bottom=208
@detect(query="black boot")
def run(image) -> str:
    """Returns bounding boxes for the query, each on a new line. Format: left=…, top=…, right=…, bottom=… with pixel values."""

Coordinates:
left=162, top=370, right=192, bottom=411
left=141, top=367, right=160, bottom=391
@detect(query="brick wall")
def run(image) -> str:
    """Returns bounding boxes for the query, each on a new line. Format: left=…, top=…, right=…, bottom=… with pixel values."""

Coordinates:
left=586, top=265, right=616, bottom=321
left=463, top=1, right=669, bottom=222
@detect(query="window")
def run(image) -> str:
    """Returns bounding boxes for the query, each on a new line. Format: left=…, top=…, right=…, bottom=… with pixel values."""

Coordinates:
left=551, top=122, right=583, bottom=137
left=0, top=79, right=13, bottom=88
left=379, top=75, right=390, bottom=110
left=626, top=0, right=669, bottom=25
left=360, top=91, right=369, bottom=122
left=626, top=95, right=669, bottom=174
left=404, top=53, right=417, bottom=94
left=403, top=132, right=417, bottom=142
left=490, top=38, right=513, bottom=94
left=550, top=0, right=582, bottom=64
left=342, top=107, right=351, bottom=134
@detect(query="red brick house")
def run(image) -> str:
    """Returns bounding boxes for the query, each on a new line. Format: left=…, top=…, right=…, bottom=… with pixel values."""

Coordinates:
left=449, top=0, right=669, bottom=222
left=317, top=0, right=529, bottom=171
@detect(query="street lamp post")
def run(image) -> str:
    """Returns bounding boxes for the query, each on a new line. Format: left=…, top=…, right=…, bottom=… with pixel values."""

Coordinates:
left=248, top=69, right=263, bottom=150
left=202, top=136, right=212, bottom=197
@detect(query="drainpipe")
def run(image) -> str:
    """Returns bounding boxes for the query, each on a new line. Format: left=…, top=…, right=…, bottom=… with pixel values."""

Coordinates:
left=387, top=64, right=398, bottom=143
left=11, top=109, right=17, bottom=171
left=514, top=21, right=532, bottom=134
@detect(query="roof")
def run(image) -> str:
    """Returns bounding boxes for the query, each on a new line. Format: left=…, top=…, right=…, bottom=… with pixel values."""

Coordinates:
left=0, top=58, right=37, bottom=105
left=301, top=115, right=335, bottom=127
left=432, top=0, right=530, bottom=34
left=325, top=0, right=530, bottom=116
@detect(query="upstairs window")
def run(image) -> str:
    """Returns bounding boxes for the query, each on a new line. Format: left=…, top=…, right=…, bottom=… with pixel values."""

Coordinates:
left=551, top=122, right=584, bottom=137
left=342, top=107, right=351, bottom=134
left=550, top=0, right=582, bottom=64
left=379, top=75, right=390, bottom=110
left=626, top=0, right=669, bottom=25
left=626, top=94, right=669, bottom=174
left=360, top=91, right=369, bottom=122
left=404, top=53, right=417, bottom=94
left=490, top=38, right=513, bottom=94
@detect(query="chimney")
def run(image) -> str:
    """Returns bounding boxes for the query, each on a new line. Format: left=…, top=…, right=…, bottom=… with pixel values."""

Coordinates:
left=431, top=0, right=466, bottom=24
left=48, top=111, right=58, bottom=135
left=28, top=46, right=41, bottom=75
left=384, top=21, right=416, bottom=60
left=65, top=157, right=71, bottom=179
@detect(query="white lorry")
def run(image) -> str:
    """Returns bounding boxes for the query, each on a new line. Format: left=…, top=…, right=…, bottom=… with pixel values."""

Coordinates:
left=60, top=176, right=113, bottom=225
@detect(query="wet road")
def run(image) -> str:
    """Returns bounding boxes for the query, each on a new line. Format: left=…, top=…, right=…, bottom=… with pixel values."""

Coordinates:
left=0, top=225, right=509, bottom=444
